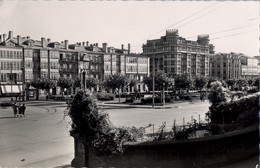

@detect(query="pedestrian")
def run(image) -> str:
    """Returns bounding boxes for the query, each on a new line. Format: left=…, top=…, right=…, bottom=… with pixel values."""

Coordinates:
left=12, top=103, right=18, bottom=118
left=20, top=104, right=26, bottom=117
left=18, top=104, right=22, bottom=117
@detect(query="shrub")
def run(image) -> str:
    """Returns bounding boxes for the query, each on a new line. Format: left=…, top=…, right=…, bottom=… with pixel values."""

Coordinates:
left=95, top=92, right=115, bottom=101
left=66, top=90, right=145, bottom=155
left=209, top=92, right=260, bottom=125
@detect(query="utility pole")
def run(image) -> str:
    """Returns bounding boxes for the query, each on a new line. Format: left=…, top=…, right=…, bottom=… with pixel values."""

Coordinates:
left=10, top=62, right=13, bottom=101
left=152, top=42, right=155, bottom=108
left=22, top=49, right=25, bottom=102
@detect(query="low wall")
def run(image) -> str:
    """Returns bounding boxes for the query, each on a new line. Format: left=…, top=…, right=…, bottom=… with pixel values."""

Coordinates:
left=71, top=124, right=259, bottom=168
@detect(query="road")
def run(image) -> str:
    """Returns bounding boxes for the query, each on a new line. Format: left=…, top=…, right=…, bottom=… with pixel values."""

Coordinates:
left=0, top=99, right=257, bottom=167
left=106, top=101, right=210, bottom=133
left=0, top=101, right=73, bottom=167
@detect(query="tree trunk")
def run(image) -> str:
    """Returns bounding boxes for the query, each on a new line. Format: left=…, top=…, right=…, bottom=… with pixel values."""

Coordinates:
left=46, top=89, right=50, bottom=100
left=36, top=88, right=39, bottom=100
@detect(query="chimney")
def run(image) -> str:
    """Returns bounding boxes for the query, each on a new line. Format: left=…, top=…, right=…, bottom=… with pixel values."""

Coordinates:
left=17, top=35, right=21, bottom=45
left=41, top=37, right=46, bottom=47
left=86, top=41, right=89, bottom=46
left=82, top=42, right=85, bottom=46
left=128, top=43, right=130, bottom=54
left=27, top=36, right=30, bottom=39
left=102, top=43, right=107, bottom=53
left=96, top=43, right=98, bottom=47
left=65, top=40, right=68, bottom=50
left=79, top=42, right=81, bottom=46
left=3, top=34, right=7, bottom=41
left=8, top=31, right=13, bottom=39
left=0, top=35, right=2, bottom=43
left=47, top=38, right=51, bottom=43
left=121, top=44, right=124, bottom=51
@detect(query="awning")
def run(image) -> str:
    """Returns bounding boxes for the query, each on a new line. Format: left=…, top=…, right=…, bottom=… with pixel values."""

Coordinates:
left=0, top=85, right=22, bottom=94
left=29, top=86, right=36, bottom=90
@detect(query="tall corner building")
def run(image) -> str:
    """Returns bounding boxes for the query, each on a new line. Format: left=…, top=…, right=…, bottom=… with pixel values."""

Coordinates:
left=142, top=29, right=215, bottom=77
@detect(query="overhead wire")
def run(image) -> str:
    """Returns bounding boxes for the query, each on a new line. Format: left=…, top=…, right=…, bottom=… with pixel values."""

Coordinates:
left=131, top=2, right=220, bottom=47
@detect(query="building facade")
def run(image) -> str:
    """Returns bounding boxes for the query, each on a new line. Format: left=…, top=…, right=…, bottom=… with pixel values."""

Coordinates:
left=142, top=29, right=214, bottom=77
left=0, top=31, right=150, bottom=97
left=209, top=52, right=244, bottom=80
left=240, top=56, right=260, bottom=79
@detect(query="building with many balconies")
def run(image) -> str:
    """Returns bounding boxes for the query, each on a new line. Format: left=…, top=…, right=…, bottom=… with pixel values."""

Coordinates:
left=0, top=31, right=150, bottom=97
left=142, top=29, right=215, bottom=77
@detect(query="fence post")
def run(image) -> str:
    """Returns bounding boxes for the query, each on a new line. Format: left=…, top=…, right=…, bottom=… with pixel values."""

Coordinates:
left=173, top=119, right=176, bottom=139
left=183, top=117, right=185, bottom=131
left=152, top=124, right=154, bottom=137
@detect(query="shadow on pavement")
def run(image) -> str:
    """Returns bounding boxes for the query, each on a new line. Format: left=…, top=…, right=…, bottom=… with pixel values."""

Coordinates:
left=54, top=164, right=71, bottom=168
left=0, top=116, right=15, bottom=119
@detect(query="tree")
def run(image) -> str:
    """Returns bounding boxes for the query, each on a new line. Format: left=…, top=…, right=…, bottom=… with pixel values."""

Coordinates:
left=235, top=78, right=248, bottom=91
left=73, top=77, right=81, bottom=88
left=30, top=79, right=41, bottom=100
left=128, top=79, right=138, bottom=91
left=86, top=77, right=99, bottom=90
left=253, top=78, right=260, bottom=89
left=57, top=77, right=74, bottom=96
left=143, top=70, right=173, bottom=91
left=194, top=76, right=208, bottom=91
left=208, top=81, right=229, bottom=107
left=174, top=73, right=193, bottom=92
left=226, top=78, right=237, bottom=90
left=103, top=73, right=129, bottom=102
left=39, top=79, right=56, bottom=100
left=207, top=77, right=218, bottom=89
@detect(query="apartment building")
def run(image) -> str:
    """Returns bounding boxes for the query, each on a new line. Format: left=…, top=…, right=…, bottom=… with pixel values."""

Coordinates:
left=142, top=29, right=214, bottom=77
left=0, top=31, right=149, bottom=97
left=209, top=52, right=244, bottom=80
left=240, top=56, right=260, bottom=78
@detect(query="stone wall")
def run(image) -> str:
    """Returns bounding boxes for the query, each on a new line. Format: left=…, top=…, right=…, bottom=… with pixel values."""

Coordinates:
left=71, top=124, right=258, bottom=168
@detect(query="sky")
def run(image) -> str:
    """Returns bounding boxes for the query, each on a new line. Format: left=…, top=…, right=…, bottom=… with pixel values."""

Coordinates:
left=0, top=0, right=259, bottom=56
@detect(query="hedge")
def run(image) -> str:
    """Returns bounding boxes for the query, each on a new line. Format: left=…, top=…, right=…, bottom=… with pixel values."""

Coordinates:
left=209, top=92, right=260, bottom=124
left=95, top=92, right=115, bottom=101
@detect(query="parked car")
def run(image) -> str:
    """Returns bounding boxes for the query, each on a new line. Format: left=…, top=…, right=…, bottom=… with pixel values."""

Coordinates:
left=125, top=95, right=135, bottom=103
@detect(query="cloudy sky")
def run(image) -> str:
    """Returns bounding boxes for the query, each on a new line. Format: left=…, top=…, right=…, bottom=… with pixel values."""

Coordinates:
left=0, top=0, right=259, bottom=56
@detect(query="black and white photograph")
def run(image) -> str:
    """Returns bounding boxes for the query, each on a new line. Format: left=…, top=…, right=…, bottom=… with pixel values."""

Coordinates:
left=0, top=0, right=259, bottom=167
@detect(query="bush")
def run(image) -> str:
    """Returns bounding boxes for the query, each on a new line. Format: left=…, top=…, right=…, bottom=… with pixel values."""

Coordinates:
left=66, top=90, right=146, bottom=155
left=209, top=92, right=260, bottom=125
left=95, top=92, right=115, bottom=101
left=247, top=87, right=258, bottom=94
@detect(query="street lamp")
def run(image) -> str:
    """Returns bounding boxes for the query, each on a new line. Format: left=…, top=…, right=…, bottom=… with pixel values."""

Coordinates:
left=152, top=42, right=155, bottom=108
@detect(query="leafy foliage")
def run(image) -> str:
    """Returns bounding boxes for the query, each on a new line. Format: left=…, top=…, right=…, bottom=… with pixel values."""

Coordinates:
left=86, top=77, right=99, bottom=89
left=208, top=81, right=229, bottom=107
left=57, top=77, right=74, bottom=89
left=67, top=90, right=145, bottom=155
left=174, top=73, right=193, bottom=91
left=209, top=92, right=260, bottom=124
left=206, top=77, right=218, bottom=89
left=103, top=73, right=128, bottom=93
left=143, top=70, right=174, bottom=91
left=194, top=76, right=208, bottom=90
left=73, top=77, right=81, bottom=88
left=128, top=79, right=138, bottom=90
left=95, top=92, right=115, bottom=101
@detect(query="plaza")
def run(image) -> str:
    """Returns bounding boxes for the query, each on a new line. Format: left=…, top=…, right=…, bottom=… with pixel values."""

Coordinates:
left=0, top=99, right=258, bottom=167
left=0, top=99, right=209, bottom=167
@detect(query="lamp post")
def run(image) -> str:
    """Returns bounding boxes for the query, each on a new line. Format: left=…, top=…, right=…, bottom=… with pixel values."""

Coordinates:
left=152, top=42, right=155, bottom=108
left=10, top=62, right=13, bottom=101
left=163, top=82, right=165, bottom=106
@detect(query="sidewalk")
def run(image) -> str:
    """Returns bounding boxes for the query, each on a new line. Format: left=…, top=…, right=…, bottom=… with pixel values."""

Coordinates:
left=102, top=98, right=203, bottom=109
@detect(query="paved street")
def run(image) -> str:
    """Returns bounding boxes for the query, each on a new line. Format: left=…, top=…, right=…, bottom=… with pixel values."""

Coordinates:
left=0, top=101, right=73, bottom=167
left=0, top=99, right=210, bottom=167
left=0, top=99, right=257, bottom=167
left=106, top=101, right=210, bottom=133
